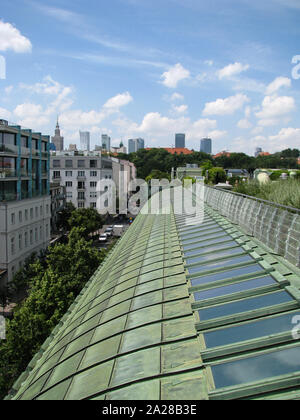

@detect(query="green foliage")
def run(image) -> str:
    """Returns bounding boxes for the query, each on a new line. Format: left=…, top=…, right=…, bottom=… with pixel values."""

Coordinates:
left=145, top=169, right=171, bottom=182
left=182, top=176, right=196, bottom=185
left=0, top=228, right=107, bottom=399
left=56, top=202, right=76, bottom=231
left=233, top=179, right=300, bottom=209
left=208, top=167, right=227, bottom=184
left=68, top=208, right=104, bottom=239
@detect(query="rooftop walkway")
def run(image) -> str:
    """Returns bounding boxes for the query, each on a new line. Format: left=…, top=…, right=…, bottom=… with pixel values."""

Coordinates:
left=6, top=195, right=300, bottom=400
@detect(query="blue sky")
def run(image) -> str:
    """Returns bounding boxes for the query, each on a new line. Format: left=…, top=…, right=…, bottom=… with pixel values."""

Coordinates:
left=1, top=0, right=300, bottom=154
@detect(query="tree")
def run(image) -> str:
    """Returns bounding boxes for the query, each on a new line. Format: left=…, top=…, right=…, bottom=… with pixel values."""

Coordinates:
left=56, top=202, right=76, bottom=232
left=208, top=167, right=227, bottom=184
left=68, top=208, right=104, bottom=239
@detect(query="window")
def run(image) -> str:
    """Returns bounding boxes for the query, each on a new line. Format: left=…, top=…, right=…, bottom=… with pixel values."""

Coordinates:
left=90, top=202, right=97, bottom=208
left=53, top=171, right=61, bottom=179
left=198, top=291, right=294, bottom=322
left=30, top=230, right=33, bottom=245
left=19, top=234, right=22, bottom=250
left=11, top=237, right=15, bottom=255
left=90, top=171, right=97, bottom=177
left=53, top=160, right=60, bottom=168
left=19, top=211, right=22, bottom=223
left=25, top=209, right=28, bottom=221
left=65, top=160, right=73, bottom=168
left=90, top=160, right=97, bottom=168
left=211, top=345, right=300, bottom=389
left=65, top=171, right=72, bottom=177
left=188, top=255, right=252, bottom=275
left=78, top=192, right=85, bottom=200
left=193, top=276, right=276, bottom=302
left=11, top=213, right=15, bottom=225
left=40, top=226, right=42, bottom=240
left=25, top=232, right=28, bottom=247
left=66, top=182, right=73, bottom=188
left=30, top=208, right=33, bottom=219
left=46, top=205, right=49, bottom=214
left=78, top=202, right=85, bottom=208
left=78, top=160, right=85, bottom=168
left=35, top=228, right=38, bottom=242
left=90, top=182, right=97, bottom=188
left=35, top=207, right=38, bottom=218
left=66, top=192, right=73, bottom=199
left=40, top=206, right=43, bottom=216
left=90, top=192, right=97, bottom=198
left=78, top=171, right=85, bottom=177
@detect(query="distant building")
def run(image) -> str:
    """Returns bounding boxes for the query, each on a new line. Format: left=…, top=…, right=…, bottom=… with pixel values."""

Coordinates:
left=128, top=138, right=145, bottom=154
left=80, top=131, right=90, bottom=152
left=175, top=133, right=185, bottom=148
left=226, top=169, right=250, bottom=178
left=68, top=144, right=78, bottom=152
left=255, top=147, right=262, bottom=157
left=51, top=119, right=64, bottom=152
left=50, top=183, right=66, bottom=233
left=213, top=151, right=231, bottom=159
left=146, top=147, right=193, bottom=155
left=200, top=138, right=212, bottom=155
left=102, top=135, right=111, bottom=152
left=94, top=145, right=102, bottom=152
left=177, top=164, right=203, bottom=181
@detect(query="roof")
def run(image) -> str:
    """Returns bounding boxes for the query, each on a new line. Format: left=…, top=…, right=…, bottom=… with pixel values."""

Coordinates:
left=146, top=148, right=194, bottom=155
left=7, top=193, right=300, bottom=400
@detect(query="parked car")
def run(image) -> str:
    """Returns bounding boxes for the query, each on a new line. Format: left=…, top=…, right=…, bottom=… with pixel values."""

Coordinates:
left=99, top=234, right=108, bottom=242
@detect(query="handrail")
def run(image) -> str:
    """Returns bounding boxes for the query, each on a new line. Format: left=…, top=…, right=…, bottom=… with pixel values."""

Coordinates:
left=205, top=184, right=300, bottom=215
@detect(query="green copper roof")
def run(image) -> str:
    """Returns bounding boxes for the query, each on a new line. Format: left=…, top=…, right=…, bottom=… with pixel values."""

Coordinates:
left=7, top=195, right=300, bottom=400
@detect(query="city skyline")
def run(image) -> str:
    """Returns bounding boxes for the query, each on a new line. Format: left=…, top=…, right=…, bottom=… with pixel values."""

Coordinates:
left=1, top=1, right=300, bottom=155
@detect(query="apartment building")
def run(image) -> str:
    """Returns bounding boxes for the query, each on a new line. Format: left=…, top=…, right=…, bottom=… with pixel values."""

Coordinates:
left=0, top=120, right=51, bottom=285
left=50, top=153, right=114, bottom=211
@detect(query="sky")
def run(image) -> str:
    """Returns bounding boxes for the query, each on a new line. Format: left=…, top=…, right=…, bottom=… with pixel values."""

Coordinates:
left=0, top=0, right=300, bottom=154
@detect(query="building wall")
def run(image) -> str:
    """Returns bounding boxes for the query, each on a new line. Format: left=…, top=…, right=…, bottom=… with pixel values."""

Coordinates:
left=0, top=196, right=51, bottom=284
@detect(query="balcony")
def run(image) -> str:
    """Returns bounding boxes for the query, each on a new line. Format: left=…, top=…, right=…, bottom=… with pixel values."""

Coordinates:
left=20, top=169, right=29, bottom=177
left=77, top=176, right=86, bottom=181
left=0, top=144, right=18, bottom=155
left=21, top=147, right=30, bottom=156
left=0, top=169, right=17, bottom=179
left=0, top=192, right=18, bottom=202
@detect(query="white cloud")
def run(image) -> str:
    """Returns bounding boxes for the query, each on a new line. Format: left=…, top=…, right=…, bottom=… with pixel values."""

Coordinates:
left=172, top=104, right=188, bottom=114
left=103, top=92, right=133, bottom=109
left=0, top=20, right=32, bottom=53
left=265, top=76, right=291, bottom=95
left=255, top=95, right=296, bottom=125
left=269, top=127, right=300, bottom=151
left=217, top=62, right=249, bottom=80
left=170, top=92, right=184, bottom=102
left=237, top=119, right=252, bottom=129
left=13, top=103, right=50, bottom=128
left=0, top=107, right=12, bottom=120
left=203, top=94, right=250, bottom=116
left=4, top=85, right=13, bottom=95
left=161, top=63, right=190, bottom=88
left=205, top=60, right=214, bottom=66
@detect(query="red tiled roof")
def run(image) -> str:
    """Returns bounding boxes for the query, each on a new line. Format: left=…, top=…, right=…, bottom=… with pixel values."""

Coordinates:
left=146, top=148, right=194, bottom=155
left=213, top=151, right=231, bottom=158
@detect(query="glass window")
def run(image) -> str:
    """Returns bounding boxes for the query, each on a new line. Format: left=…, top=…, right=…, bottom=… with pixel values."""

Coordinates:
left=198, top=291, right=293, bottom=322
left=183, top=233, right=230, bottom=251
left=78, top=160, right=85, bottom=168
left=25, top=232, right=28, bottom=247
left=211, top=345, right=300, bottom=389
left=90, top=160, right=97, bottom=168
left=25, top=209, right=28, bottom=220
left=180, top=223, right=219, bottom=237
left=188, top=255, right=253, bottom=275
left=90, top=182, right=97, bottom=188
left=185, top=241, right=237, bottom=257
left=190, top=264, right=265, bottom=288
left=53, top=171, right=61, bottom=179
left=19, top=234, right=22, bottom=250
left=66, top=182, right=72, bottom=187
left=11, top=213, right=15, bottom=225
left=90, top=171, right=97, bottom=177
left=187, top=247, right=243, bottom=266
left=193, top=276, right=276, bottom=302
left=78, top=171, right=85, bottom=177
left=19, top=211, right=22, bottom=223
left=204, top=312, right=300, bottom=349
left=21, top=136, right=28, bottom=148
left=65, top=171, right=72, bottom=177
left=181, top=228, right=224, bottom=243
left=11, top=237, right=15, bottom=255
left=53, top=160, right=60, bottom=168
left=65, top=160, right=73, bottom=168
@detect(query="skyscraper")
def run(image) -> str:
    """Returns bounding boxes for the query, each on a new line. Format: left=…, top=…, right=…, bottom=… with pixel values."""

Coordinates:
left=51, top=119, right=64, bottom=152
left=200, top=138, right=212, bottom=154
left=80, top=131, right=90, bottom=151
left=101, top=134, right=111, bottom=152
left=128, top=138, right=145, bottom=154
left=175, top=133, right=185, bottom=148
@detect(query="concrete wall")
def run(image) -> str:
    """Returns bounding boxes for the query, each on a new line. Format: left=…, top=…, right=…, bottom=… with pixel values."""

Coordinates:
left=204, top=186, right=300, bottom=268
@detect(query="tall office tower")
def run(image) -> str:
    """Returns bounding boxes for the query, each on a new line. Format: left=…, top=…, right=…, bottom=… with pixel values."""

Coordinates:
left=175, top=133, right=186, bottom=148
left=101, top=134, right=111, bottom=152
left=51, top=119, right=64, bottom=152
left=0, top=120, right=51, bottom=284
left=255, top=147, right=262, bottom=157
left=200, top=138, right=212, bottom=155
left=80, top=131, right=90, bottom=152
left=128, top=138, right=145, bottom=154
